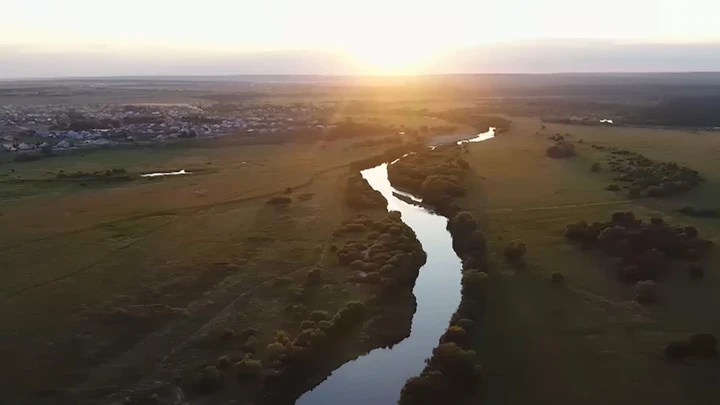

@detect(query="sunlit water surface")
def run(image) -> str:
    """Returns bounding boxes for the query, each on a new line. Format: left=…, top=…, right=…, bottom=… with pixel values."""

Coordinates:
left=297, top=129, right=495, bottom=404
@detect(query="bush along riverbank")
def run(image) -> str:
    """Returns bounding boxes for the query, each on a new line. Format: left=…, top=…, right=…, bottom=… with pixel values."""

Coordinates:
left=398, top=211, right=487, bottom=405
left=383, top=145, right=487, bottom=404
left=387, top=144, right=471, bottom=216
left=259, top=212, right=428, bottom=404
left=181, top=212, right=427, bottom=404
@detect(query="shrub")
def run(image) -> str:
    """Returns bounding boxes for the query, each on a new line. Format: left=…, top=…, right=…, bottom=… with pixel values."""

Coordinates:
left=634, top=280, right=657, bottom=304
left=448, top=212, right=487, bottom=258
left=294, top=328, right=328, bottom=349
left=316, top=320, right=332, bottom=331
left=345, top=173, right=386, bottom=209
left=448, top=212, right=477, bottom=236
left=676, top=206, right=720, bottom=218
left=217, top=355, right=232, bottom=369
left=638, top=249, right=668, bottom=272
left=461, top=271, right=488, bottom=296
left=606, top=184, right=620, bottom=191
left=422, top=175, right=465, bottom=198
left=239, top=327, right=258, bottom=340
left=265, top=342, right=286, bottom=360
left=300, top=320, right=316, bottom=331
left=196, top=365, right=222, bottom=392
left=440, top=326, right=469, bottom=347
left=275, top=330, right=292, bottom=346
left=546, top=142, right=575, bottom=158
left=455, top=318, right=476, bottom=334
left=309, top=310, right=330, bottom=322
left=235, top=359, right=263, bottom=381
left=591, top=162, right=602, bottom=173
left=220, top=328, right=235, bottom=341
left=330, top=301, right=368, bottom=333
left=504, top=240, right=527, bottom=260
left=688, top=333, right=718, bottom=358
left=267, top=195, right=292, bottom=205
left=306, top=268, right=322, bottom=284
left=399, top=371, right=451, bottom=405
left=425, top=343, right=481, bottom=390
left=665, top=341, right=692, bottom=360
left=551, top=272, right=565, bottom=284
left=365, top=272, right=382, bottom=283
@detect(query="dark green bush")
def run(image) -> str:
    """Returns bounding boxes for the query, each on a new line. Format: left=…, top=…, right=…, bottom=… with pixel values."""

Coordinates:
left=504, top=240, right=527, bottom=260
left=300, top=320, right=315, bottom=331
left=455, top=318, right=476, bottom=334
left=635, top=280, right=657, bottom=304
left=461, top=271, right=488, bottom=296
left=398, top=371, right=451, bottom=405
left=235, top=359, right=263, bottom=381
left=689, top=333, right=718, bottom=358
left=196, top=365, right=222, bottom=392
left=676, top=206, right=720, bottom=218
left=217, top=355, right=232, bottom=369
left=309, top=310, right=330, bottom=322
left=546, top=142, right=575, bottom=158
left=665, top=341, right=692, bottom=360
left=306, top=268, right=322, bottom=284
left=440, top=326, right=469, bottom=347
left=239, top=327, right=258, bottom=340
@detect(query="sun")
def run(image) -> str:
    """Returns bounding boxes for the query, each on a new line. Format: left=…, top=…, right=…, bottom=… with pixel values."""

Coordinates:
left=347, top=39, right=436, bottom=74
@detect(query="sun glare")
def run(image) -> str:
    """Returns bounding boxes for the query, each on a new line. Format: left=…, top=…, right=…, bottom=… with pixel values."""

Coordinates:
left=347, top=38, right=438, bottom=74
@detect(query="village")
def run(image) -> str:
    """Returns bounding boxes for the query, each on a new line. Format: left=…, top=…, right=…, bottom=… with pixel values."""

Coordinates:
left=0, top=103, right=333, bottom=153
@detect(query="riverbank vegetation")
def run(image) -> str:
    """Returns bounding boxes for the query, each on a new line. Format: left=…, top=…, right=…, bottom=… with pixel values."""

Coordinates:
left=181, top=211, right=429, bottom=404
left=0, top=132, right=440, bottom=404
left=387, top=145, right=471, bottom=215
left=592, top=147, right=703, bottom=198
left=446, top=116, right=720, bottom=405
left=565, top=212, right=712, bottom=284
left=398, top=211, right=487, bottom=404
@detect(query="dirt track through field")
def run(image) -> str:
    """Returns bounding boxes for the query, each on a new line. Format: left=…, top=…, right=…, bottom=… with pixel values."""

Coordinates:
left=485, top=199, right=645, bottom=214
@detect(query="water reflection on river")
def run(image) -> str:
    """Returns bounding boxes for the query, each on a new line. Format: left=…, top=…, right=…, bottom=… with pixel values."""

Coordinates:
left=296, top=163, right=462, bottom=405
left=457, top=127, right=496, bottom=144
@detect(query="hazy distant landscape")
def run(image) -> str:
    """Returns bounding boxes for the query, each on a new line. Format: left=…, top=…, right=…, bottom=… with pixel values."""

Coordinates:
left=2, top=72, right=720, bottom=405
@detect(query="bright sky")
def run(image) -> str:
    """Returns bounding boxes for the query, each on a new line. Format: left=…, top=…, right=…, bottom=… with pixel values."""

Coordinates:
left=2, top=0, right=719, bottom=74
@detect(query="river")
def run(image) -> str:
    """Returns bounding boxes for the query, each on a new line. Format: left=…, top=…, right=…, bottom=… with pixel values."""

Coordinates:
left=296, top=128, right=494, bottom=405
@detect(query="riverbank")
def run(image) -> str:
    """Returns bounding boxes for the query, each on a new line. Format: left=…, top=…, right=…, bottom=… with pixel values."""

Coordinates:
left=452, top=116, right=720, bottom=405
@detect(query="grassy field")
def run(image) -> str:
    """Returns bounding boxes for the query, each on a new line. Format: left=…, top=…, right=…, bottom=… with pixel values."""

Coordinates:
left=0, top=130, right=427, bottom=403
left=459, top=117, right=720, bottom=405
left=6, top=96, right=720, bottom=405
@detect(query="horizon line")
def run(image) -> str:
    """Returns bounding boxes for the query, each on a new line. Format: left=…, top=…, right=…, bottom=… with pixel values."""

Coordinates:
left=3, top=71, right=720, bottom=82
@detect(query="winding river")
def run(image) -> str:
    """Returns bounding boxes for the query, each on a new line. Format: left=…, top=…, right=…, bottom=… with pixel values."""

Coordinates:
left=297, top=128, right=494, bottom=405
